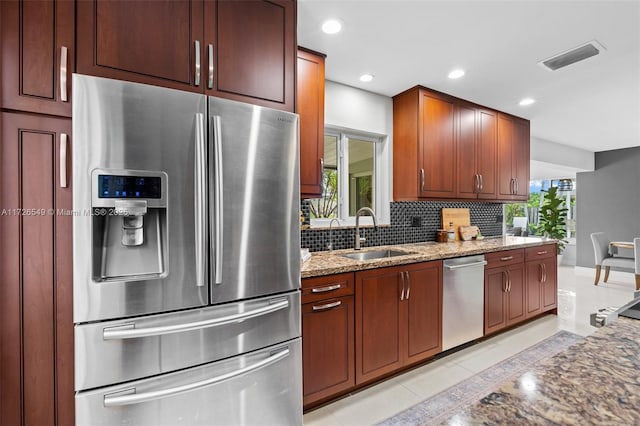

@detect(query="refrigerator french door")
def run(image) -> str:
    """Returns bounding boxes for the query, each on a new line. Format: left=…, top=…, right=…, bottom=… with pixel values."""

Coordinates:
left=72, top=75, right=301, bottom=425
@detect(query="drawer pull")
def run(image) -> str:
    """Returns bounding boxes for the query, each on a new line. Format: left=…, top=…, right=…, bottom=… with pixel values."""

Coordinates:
left=537, top=250, right=548, bottom=255
left=500, top=256, right=513, bottom=261
left=311, top=284, right=341, bottom=293
left=312, top=301, right=341, bottom=311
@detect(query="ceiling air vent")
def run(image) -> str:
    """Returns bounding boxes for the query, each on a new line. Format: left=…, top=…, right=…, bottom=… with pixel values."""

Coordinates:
left=538, top=40, right=606, bottom=71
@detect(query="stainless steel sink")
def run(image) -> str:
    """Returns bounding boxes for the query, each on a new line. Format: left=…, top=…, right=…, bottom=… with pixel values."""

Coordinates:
left=341, top=249, right=414, bottom=261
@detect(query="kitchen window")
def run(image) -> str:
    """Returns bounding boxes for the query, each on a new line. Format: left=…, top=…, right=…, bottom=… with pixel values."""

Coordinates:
left=308, top=128, right=388, bottom=227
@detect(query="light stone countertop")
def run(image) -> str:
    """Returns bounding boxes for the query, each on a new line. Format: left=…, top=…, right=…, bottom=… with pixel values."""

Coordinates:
left=301, top=236, right=557, bottom=278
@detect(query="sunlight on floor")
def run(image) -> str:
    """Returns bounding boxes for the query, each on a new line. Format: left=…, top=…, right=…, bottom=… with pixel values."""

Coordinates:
left=303, top=265, right=637, bottom=426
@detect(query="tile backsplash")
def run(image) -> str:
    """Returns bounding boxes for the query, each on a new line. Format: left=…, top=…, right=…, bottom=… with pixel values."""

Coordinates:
left=300, top=200, right=503, bottom=252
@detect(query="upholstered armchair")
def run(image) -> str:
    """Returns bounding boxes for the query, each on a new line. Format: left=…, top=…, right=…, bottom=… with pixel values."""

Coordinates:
left=590, top=232, right=639, bottom=290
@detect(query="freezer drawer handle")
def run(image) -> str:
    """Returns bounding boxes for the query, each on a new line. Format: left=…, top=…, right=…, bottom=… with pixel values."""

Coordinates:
left=444, top=260, right=487, bottom=270
left=103, top=347, right=290, bottom=407
left=102, top=299, right=289, bottom=340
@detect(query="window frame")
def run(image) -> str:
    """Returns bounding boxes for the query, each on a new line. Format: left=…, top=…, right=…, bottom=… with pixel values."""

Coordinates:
left=310, top=126, right=390, bottom=228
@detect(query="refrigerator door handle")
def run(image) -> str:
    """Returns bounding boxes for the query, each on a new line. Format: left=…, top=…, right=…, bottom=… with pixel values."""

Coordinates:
left=102, top=298, right=289, bottom=340
left=103, top=347, right=290, bottom=407
left=212, top=115, right=223, bottom=285
left=195, top=113, right=206, bottom=287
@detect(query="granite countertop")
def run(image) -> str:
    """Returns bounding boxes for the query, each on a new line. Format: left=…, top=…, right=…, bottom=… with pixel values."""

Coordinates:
left=301, top=236, right=556, bottom=278
left=443, top=316, right=640, bottom=424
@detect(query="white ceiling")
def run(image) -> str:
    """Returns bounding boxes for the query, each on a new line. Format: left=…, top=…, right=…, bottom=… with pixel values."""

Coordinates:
left=298, top=0, right=640, bottom=154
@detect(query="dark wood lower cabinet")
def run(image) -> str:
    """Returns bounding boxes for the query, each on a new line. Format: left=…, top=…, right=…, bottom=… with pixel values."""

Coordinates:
left=0, top=112, right=74, bottom=426
left=355, top=261, right=442, bottom=385
left=302, top=296, right=354, bottom=407
left=484, top=262, right=525, bottom=335
left=525, top=244, right=558, bottom=317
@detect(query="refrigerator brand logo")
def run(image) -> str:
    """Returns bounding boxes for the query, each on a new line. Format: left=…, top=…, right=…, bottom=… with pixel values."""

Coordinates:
left=277, top=116, right=294, bottom=123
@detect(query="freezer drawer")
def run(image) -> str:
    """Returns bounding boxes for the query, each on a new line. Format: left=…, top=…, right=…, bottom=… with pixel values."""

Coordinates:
left=75, top=291, right=300, bottom=391
left=76, top=339, right=302, bottom=426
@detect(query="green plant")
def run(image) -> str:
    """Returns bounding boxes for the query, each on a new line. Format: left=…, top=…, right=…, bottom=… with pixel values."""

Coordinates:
left=536, top=186, right=568, bottom=253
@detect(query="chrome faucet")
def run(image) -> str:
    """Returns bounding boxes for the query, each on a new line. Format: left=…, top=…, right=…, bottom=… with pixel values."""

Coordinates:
left=327, top=218, right=341, bottom=251
left=354, top=207, right=378, bottom=250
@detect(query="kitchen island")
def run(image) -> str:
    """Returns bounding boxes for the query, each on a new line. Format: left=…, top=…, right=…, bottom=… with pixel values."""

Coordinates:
left=302, top=236, right=556, bottom=278
left=441, top=315, right=640, bottom=424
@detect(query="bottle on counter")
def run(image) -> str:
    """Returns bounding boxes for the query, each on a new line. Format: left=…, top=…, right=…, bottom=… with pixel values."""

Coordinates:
left=447, top=221, right=456, bottom=242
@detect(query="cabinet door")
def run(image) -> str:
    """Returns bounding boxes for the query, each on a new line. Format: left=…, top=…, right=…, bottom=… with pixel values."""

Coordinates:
left=205, top=0, right=296, bottom=111
left=302, top=296, right=354, bottom=408
left=505, top=264, right=525, bottom=326
left=356, top=267, right=403, bottom=384
left=525, top=261, right=543, bottom=318
left=497, top=114, right=515, bottom=200
left=484, top=267, right=508, bottom=335
left=512, top=117, right=530, bottom=201
left=476, top=109, right=498, bottom=199
left=419, top=91, right=456, bottom=198
left=404, top=262, right=442, bottom=364
left=297, top=48, right=325, bottom=198
left=455, top=102, right=478, bottom=199
left=541, top=256, right=558, bottom=311
left=77, top=0, right=203, bottom=93
left=1, top=0, right=74, bottom=117
left=1, top=113, right=74, bottom=426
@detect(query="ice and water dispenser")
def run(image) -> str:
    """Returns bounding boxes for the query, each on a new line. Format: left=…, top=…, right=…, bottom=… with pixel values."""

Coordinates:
left=91, top=169, right=168, bottom=281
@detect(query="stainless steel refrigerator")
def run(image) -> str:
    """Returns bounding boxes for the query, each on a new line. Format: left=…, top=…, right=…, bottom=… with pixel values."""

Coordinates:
left=72, top=75, right=301, bottom=425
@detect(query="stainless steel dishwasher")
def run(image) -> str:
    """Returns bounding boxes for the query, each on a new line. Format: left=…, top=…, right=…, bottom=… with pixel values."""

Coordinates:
left=442, top=255, right=487, bottom=351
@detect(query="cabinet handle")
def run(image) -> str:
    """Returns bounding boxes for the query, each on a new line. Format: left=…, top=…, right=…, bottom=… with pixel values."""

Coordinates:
left=500, top=256, right=513, bottom=261
left=474, top=174, right=479, bottom=193
left=312, top=300, right=341, bottom=311
left=194, top=40, right=201, bottom=86
left=542, top=263, right=547, bottom=283
left=537, top=250, right=548, bottom=255
left=60, top=46, right=68, bottom=102
left=405, top=271, right=411, bottom=300
left=515, top=178, right=519, bottom=195
left=502, top=270, right=507, bottom=292
left=400, top=271, right=405, bottom=301
left=207, top=44, right=214, bottom=89
left=311, top=284, right=341, bottom=293
left=506, top=270, right=512, bottom=292
left=479, top=174, right=483, bottom=192
left=319, top=157, right=324, bottom=193
left=420, top=169, right=425, bottom=193
left=60, top=133, right=68, bottom=188
left=539, top=263, right=544, bottom=283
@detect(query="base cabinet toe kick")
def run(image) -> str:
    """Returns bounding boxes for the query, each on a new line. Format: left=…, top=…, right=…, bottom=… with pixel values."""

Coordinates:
left=302, top=243, right=558, bottom=410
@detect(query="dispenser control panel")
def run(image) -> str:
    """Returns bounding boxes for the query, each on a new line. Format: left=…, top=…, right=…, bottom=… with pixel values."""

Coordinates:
left=98, top=175, right=162, bottom=199
left=92, top=169, right=168, bottom=208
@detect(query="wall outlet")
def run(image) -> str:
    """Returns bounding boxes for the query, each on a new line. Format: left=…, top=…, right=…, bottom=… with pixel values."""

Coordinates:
left=411, top=216, right=422, bottom=227
left=496, top=214, right=503, bottom=223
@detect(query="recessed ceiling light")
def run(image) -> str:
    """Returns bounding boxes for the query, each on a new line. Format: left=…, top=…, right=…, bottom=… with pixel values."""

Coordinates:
left=359, top=74, right=374, bottom=82
left=519, top=98, right=536, bottom=106
left=321, top=19, right=342, bottom=34
left=448, top=69, right=465, bottom=79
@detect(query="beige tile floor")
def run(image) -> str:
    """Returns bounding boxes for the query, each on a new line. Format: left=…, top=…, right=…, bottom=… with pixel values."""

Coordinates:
left=303, top=265, right=637, bottom=426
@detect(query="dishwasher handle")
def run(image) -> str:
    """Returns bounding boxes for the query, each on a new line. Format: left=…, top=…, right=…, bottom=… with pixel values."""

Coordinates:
left=444, top=260, right=488, bottom=270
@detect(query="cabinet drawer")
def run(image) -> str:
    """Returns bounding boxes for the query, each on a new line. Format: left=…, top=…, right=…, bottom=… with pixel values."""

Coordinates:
left=302, top=273, right=354, bottom=304
left=485, top=249, right=524, bottom=268
left=525, top=244, right=556, bottom=261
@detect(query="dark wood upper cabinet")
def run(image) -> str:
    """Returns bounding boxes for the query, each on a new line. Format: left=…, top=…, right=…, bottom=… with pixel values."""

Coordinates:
left=394, top=85, right=526, bottom=202
left=498, top=113, right=530, bottom=201
left=297, top=47, right=326, bottom=198
left=77, top=0, right=203, bottom=93
left=1, top=0, right=74, bottom=117
left=1, top=112, right=74, bottom=426
left=77, top=0, right=296, bottom=110
left=206, top=0, right=296, bottom=111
